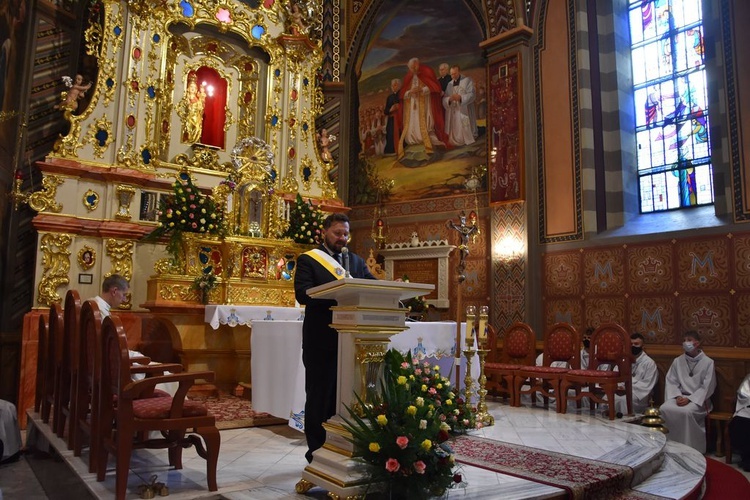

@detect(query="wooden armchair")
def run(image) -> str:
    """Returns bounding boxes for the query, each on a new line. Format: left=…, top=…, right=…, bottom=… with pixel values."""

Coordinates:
left=96, top=315, right=220, bottom=499
left=55, top=290, right=82, bottom=447
left=560, top=323, right=633, bottom=420
left=35, top=314, right=49, bottom=414
left=514, top=323, right=580, bottom=413
left=42, top=304, right=63, bottom=427
left=484, top=322, right=536, bottom=406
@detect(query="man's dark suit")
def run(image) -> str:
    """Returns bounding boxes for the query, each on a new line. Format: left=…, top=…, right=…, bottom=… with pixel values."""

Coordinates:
left=294, top=245, right=376, bottom=462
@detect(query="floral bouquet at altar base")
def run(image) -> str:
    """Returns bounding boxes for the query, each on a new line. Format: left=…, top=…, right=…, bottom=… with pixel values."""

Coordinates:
left=283, top=193, right=326, bottom=245
left=342, top=349, right=478, bottom=500
left=143, top=171, right=225, bottom=263
left=191, top=267, right=218, bottom=304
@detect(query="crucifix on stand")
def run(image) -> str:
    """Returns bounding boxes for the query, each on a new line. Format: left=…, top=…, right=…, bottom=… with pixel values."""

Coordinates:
left=446, top=211, right=478, bottom=390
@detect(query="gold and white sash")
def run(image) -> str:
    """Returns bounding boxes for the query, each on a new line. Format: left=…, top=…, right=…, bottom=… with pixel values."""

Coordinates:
left=304, top=248, right=346, bottom=280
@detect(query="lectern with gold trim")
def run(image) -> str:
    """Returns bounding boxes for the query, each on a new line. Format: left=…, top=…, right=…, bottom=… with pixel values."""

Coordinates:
left=295, top=278, right=434, bottom=499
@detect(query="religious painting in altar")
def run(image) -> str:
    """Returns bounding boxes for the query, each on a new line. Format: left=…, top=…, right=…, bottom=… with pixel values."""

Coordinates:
left=488, top=54, right=523, bottom=205
left=351, top=0, right=487, bottom=205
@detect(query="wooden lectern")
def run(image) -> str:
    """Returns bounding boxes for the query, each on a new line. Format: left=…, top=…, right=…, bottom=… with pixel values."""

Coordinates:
left=296, top=278, right=434, bottom=499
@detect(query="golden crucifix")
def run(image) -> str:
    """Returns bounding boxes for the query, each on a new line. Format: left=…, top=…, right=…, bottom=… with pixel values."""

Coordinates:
left=446, top=211, right=478, bottom=390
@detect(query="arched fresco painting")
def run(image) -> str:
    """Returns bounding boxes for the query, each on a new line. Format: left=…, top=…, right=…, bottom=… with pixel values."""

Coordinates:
left=353, top=0, right=486, bottom=205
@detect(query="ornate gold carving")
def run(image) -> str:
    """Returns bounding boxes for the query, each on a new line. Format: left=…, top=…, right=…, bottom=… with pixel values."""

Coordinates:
left=87, top=116, right=114, bottom=157
left=174, top=145, right=223, bottom=171
left=154, top=258, right=180, bottom=275
left=105, top=238, right=134, bottom=309
left=114, top=185, right=137, bottom=220
left=78, top=246, right=96, bottom=270
left=299, top=156, right=315, bottom=192
left=37, top=233, right=72, bottom=306
left=28, top=175, right=63, bottom=213
left=82, top=189, right=100, bottom=211
left=355, top=341, right=388, bottom=408
left=317, top=155, right=338, bottom=199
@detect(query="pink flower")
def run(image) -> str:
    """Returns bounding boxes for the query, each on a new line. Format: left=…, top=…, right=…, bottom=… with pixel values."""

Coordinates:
left=385, top=458, right=400, bottom=473
left=413, top=461, right=426, bottom=474
left=401, top=362, right=409, bottom=369
left=191, top=222, right=197, bottom=228
left=189, top=195, right=195, bottom=200
left=429, top=387, right=437, bottom=395
left=396, top=436, right=409, bottom=449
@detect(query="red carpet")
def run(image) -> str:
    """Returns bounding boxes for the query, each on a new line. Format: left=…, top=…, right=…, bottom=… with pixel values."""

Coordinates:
left=189, top=392, right=287, bottom=430
left=452, top=435, right=667, bottom=499
left=703, top=458, right=750, bottom=499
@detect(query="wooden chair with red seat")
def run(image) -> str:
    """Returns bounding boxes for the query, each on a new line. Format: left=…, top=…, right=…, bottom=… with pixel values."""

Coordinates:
left=42, top=303, right=63, bottom=427
left=484, top=322, right=536, bottom=406
left=55, top=290, right=82, bottom=447
left=35, top=314, right=49, bottom=414
left=96, top=315, right=220, bottom=499
left=559, top=323, right=633, bottom=420
left=513, top=322, right=580, bottom=413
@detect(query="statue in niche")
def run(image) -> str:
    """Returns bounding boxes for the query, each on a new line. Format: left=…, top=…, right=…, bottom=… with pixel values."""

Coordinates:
left=178, top=72, right=206, bottom=144
left=317, top=128, right=335, bottom=163
left=57, top=74, right=92, bottom=113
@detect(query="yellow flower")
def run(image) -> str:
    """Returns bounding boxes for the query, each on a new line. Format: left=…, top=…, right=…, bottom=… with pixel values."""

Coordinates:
left=369, top=442, right=380, bottom=453
left=437, top=383, right=443, bottom=389
left=421, top=439, right=432, bottom=451
left=406, top=405, right=417, bottom=416
left=434, top=365, right=440, bottom=371
left=446, top=399, right=453, bottom=406
left=376, top=414, right=388, bottom=426
left=397, top=376, right=407, bottom=385
left=421, top=384, right=428, bottom=392
left=415, top=397, right=424, bottom=407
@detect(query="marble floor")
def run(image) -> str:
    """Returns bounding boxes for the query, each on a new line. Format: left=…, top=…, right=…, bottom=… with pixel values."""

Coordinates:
left=7, top=399, right=748, bottom=500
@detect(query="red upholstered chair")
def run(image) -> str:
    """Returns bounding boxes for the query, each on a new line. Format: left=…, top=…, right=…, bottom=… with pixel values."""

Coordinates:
left=484, top=322, right=536, bottom=406
left=513, top=323, right=580, bottom=413
left=96, top=315, right=219, bottom=499
left=35, top=314, right=49, bottom=414
left=560, top=323, right=632, bottom=420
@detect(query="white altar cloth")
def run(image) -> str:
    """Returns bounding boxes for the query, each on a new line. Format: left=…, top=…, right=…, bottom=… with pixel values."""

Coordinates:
left=250, top=321, right=476, bottom=431
left=205, top=305, right=303, bottom=329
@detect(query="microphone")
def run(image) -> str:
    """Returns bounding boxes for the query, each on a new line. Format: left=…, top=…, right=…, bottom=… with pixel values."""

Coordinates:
left=341, top=247, right=351, bottom=278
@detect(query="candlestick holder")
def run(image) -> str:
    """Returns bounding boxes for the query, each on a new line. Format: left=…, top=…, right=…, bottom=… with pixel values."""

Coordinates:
left=475, top=346, right=494, bottom=426
left=463, top=335, right=476, bottom=404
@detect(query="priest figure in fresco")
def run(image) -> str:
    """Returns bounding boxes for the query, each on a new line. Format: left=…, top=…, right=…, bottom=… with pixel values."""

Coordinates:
left=397, top=57, right=450, bottom=158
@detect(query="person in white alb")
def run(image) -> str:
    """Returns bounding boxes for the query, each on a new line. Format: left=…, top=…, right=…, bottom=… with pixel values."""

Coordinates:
left=442, top=65, right=477, bottom=146
left=92, top=274, right=179, bottom=397
left=659, top=331, right=716, bottom=453
left=614, top=333, right=658, bottom=415
left=0, top=399, right=22, bottom=464
left=729, top=372, right=750, bottom=471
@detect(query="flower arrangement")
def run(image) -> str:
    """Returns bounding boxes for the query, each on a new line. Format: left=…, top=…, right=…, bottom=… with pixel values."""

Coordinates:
left=191, top=267, right=218, bottom=304
left=144, top=171, right=225, bottom=262
left=401, top=275, right=427, bottom=313
left=283, top=193, right=325, bottom=245
left=342, top=349, right=476, bottom=499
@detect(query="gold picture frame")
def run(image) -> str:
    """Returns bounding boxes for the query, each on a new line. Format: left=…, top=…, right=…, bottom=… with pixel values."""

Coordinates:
left=78, top=246, right=96, bottom=270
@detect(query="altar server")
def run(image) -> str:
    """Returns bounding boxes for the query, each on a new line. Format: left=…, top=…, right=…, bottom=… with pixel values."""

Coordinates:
left=614, top=333, right=658, bottom=415
left=729, top=372, right=750, bottom=470
left=0, top=399, right=22, bottom=464
left=294, top=213, right=376, bottom=464
left=660, top=331, right=716, bottom=453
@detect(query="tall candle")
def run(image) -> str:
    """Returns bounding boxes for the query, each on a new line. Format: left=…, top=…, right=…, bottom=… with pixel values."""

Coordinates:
left=478, top=305, right=489, bottom=343
left=465, top=305, right=476, bottom=343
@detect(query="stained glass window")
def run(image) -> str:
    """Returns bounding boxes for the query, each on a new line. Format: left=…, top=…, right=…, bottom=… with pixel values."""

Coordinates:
left=629, top=0, right=713, bottom=212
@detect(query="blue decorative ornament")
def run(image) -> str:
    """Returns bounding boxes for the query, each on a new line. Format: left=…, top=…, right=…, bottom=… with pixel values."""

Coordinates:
left=142, top=148, right=152, bottom=164
left=114, top=26, right=122, bottom=36
left=95, top=129, right=108, bottom=147
left=274, top=68, right=281, bottom=78
left=147, top=86, right=156, bottom=99
left=179, top=172, right=190, bottom=181
left=270, top=115, right=278, bottom=126
left=153, top=34, right=161, bottom=43
left=251, top=25, right=265, bottom=39
left=180, top=0, right=194, bottom=17
left=106, top=78, right=114, bottom=88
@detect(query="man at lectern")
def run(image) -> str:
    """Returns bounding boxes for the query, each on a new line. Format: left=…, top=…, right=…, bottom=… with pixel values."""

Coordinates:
left=294, top=213, right=376, bottom=463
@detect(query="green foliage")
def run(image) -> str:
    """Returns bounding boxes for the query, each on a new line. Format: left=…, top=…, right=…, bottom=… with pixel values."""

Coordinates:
left=283, top=193, right=325, bottom=245
left=342, top=349, right=475, bottom=499
left=143, top=171, right=225, bottom=262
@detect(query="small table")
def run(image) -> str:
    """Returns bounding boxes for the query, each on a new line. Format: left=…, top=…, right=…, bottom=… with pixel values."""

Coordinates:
left=204, top=304, right=303, bottom=329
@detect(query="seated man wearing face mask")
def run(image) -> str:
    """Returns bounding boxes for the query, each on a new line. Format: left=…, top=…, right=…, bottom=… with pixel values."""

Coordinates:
left=613, top=333, right=658, bottom=415
left=659, top=331, right=716, bottom=453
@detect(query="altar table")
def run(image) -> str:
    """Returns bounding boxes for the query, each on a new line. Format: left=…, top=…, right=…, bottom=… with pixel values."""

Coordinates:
left=205, top=304, right=303, bottom=329
left=250, top=321, right=476, bottom=431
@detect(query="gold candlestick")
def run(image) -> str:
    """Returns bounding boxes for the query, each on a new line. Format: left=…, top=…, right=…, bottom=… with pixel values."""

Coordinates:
left=475, top=347, right=494, bottom=426
left=463, top=335, right=476, bottom=404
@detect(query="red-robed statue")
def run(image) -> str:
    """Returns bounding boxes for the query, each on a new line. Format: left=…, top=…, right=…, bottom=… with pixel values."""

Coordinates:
left=398, top=57, right=451, bottom=158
